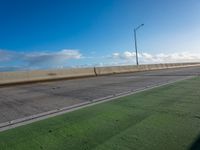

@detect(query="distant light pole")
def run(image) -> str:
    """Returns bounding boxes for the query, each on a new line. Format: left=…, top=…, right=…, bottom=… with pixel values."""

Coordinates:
left=134, top=24, right=144, bottom=66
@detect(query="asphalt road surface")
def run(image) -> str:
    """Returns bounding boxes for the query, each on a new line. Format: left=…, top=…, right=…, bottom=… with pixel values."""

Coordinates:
left=0, top=66, right=200, bottom=124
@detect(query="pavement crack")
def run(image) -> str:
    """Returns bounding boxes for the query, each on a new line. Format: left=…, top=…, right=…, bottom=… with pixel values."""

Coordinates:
left=194, top=115, right=200, bottom=119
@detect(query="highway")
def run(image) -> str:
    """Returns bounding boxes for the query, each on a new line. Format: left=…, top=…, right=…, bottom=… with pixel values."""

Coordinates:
left=0, top=66, right=200, bottom=126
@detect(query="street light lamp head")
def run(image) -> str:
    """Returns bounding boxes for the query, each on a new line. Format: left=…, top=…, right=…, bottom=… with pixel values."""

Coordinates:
left=135, top=24, right=144, bottom=31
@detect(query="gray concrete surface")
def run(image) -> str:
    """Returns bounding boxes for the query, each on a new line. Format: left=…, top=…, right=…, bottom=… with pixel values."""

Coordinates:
left=0, top=66, right=200, bottom=125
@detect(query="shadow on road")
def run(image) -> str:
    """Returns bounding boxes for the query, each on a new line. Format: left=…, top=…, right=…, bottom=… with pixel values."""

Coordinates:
left=189, top=134, right=200, bottom=150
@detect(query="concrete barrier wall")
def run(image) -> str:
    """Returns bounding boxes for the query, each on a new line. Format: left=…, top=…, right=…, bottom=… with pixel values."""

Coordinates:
left=95, top=63, right=200, bottom=75
left=94, top=65, right=138, bottom=75
left=0, top=68, right=95, bottom=85
left=0, top=63, right=200, bottom=85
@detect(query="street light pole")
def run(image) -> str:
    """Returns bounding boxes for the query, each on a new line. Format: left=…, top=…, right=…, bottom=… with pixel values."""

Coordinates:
left=134, top=24, right=144, bottom=66
left=134, top=29, right=138, bottom=66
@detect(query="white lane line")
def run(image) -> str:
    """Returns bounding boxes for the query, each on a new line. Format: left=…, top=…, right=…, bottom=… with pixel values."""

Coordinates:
left=92, top=95, right=114, bottom=102
left=115, top=91, right=132, bottom=96
left=0, top=76, right=194, bottom=132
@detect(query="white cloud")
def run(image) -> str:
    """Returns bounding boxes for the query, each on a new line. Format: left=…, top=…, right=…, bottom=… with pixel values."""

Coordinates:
left=24, top=49, right=82, bottom=67
left=0, top=49, right=82, bottom=69
left=112, top=53, right=120, bottom=58
left=112, top=51, right=136, bottom=59
left=1, top=48, right=200, bottom=71
left=112, top=51, right=200, bottom=64
left=0, top=50, right=18, bottom=62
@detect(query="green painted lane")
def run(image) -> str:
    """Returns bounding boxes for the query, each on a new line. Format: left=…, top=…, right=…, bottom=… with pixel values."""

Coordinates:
left=0, top=77, right=200, bottom=150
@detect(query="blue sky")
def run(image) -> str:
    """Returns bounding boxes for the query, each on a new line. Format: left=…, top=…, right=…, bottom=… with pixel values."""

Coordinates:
left=0, top=0, right=200, bottom=70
